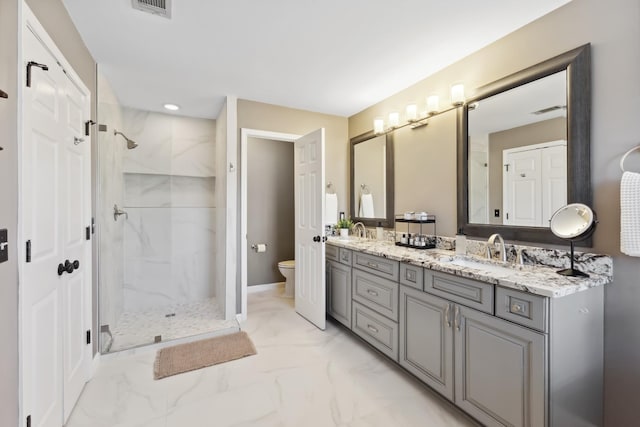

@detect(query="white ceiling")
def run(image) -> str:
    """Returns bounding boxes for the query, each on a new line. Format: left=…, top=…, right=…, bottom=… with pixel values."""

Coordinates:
left=62, top=0, right=571, bottom=119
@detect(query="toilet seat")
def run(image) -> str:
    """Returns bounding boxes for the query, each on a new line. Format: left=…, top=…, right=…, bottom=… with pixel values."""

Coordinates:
left=278, top=260, right=295, bottom=269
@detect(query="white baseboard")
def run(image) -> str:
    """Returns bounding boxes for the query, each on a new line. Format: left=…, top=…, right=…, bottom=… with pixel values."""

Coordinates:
left=247, top=282, right=284, bottom=293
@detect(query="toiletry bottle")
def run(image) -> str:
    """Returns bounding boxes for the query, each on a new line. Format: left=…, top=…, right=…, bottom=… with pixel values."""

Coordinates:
left=376, top=222, right=384, bottom=241
left=456, top=228, right=466, bottom=255
left=401, top=233, right=407, bottom=244
left=409, top=234, right=414, bottom=246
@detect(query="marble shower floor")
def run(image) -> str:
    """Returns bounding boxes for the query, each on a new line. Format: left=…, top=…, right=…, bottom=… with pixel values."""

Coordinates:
left=69, top=284, right=478, bottom=427
left=108, top=297, right=238, bottom=352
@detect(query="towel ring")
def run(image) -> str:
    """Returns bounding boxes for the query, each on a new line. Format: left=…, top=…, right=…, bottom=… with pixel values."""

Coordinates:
left=326, top=182, right=336, bottom=194
left=360, top=184, right=371, bottom=195
left=620, top=145, right=640, bottom=172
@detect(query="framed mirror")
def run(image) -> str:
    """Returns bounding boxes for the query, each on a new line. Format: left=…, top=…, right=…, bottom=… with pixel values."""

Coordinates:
left=350, top=132, right=394, bottom=227
left=457, top=44, right=591, bottom=245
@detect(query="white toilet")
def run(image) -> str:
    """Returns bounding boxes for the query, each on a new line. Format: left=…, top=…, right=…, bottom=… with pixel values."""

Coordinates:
left=277, top=260, right=295, bottom=298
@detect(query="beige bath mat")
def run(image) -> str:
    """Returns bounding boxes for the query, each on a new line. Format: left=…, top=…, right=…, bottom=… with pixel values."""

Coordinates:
left=153, top=331, right=257, bottom=379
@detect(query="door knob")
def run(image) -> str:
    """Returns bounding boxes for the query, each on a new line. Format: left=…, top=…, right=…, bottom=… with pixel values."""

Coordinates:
left=57, top=259, right=80, bottom=276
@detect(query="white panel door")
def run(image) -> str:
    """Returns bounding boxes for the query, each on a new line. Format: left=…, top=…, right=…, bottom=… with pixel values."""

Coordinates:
left=503, top=149, right=541, bottom=226
left=541, top=144, right=567, bottom=224
left=60, top=73, right=91, bottom=421
left=21, top=15, right=91, bottom=427
left=294, top=129, right=326, bottom=330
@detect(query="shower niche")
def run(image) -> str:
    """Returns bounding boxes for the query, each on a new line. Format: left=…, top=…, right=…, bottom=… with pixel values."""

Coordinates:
left=97, top=74, right=235, bottom=353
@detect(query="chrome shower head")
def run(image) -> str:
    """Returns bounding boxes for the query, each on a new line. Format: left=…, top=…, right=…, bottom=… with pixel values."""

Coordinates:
left=114, top=130, right=139, bottom=150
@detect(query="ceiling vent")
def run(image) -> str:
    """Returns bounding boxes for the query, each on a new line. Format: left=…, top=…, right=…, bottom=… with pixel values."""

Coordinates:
left=132, top=0, right=171, bottom=19
left=532, top=105, right=566, bottom=115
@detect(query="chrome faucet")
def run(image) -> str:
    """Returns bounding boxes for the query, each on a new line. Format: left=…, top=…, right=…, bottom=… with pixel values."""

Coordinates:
left=352, top=222, right=367, bottom=238
left=486, top=233, right=507, bottom=262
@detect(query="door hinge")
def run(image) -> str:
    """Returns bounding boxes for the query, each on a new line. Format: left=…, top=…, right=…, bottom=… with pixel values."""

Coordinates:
left=86, top=330, right=91, bottom=345
left=504, top=164, right=510, bottom=172
left=506, top=213, right=510, bottom=220
left=26, top=240, right=32, bottom=263
left=26, top=61, right=49, bottom=88
left=92, top=217, right=95, bottom=234
left=86, top=226, right=91, bottom=241
left=26, top=415, right=31, bottom=427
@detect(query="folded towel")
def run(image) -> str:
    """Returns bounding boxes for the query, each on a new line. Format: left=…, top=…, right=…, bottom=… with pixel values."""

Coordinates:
left=325, top=193, right=338, bottom=225
left=359, top=193, right=375, bottom=218
left=621, top=171, right=640, bottom=256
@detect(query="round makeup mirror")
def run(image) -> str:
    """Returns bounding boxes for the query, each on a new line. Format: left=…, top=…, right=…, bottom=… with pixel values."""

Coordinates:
left=549, top=203, right=597, bottom=277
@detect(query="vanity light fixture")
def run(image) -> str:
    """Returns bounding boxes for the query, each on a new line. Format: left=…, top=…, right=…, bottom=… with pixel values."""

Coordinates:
left=406, top=104, right=418, bottom=122
left=163, top=103, right=180, bottom=111
left=371, top=83, right=466, bottom=135
left=451, top=84, right=465, bottom=106
left=388, top=112, right=400, bottom=128
left=373, top=118, right=385, bottom=134
left=427, top=95, right=440, bottom=115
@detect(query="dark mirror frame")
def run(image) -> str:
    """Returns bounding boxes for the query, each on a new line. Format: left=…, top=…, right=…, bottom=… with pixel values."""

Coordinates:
left=457, top=44, right=591, bottom=245
left=350, top=131, right=395, bottom=227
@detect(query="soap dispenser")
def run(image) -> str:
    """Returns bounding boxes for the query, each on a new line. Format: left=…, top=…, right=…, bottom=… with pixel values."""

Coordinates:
left=376, top=222, right=384, bottom=241
left=456, top=228, right=467, bottom=255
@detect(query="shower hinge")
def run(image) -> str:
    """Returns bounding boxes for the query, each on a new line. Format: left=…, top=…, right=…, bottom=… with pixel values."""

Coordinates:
left=86, top=330, right=91, bottom=345
left=86, top=226, right=91, bottom=241
left=25, top=240, right=31, bottom=263
left=154, top=335, right=162, bottom=343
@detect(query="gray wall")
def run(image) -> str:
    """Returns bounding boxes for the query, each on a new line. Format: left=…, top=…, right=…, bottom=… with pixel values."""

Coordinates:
left=246, top=137, right=294, bottom=286
left=488, top=117, right=566, bottom=224
left=0, top=1, right=19, bottom=425
left=349, top=0, right=640, bottom=424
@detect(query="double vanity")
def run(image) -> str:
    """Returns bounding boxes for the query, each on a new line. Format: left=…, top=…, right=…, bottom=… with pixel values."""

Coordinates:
left=325, top=237, right=611, bottom=427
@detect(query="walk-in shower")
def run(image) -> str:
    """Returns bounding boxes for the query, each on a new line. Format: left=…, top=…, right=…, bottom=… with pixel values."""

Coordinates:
left=97, top=73, right=236, bottom=353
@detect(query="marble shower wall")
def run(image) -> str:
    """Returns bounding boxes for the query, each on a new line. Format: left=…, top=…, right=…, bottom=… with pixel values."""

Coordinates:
left=97, top=74, right=125, bottom=330
left=120, top=108, right=217, bottom=312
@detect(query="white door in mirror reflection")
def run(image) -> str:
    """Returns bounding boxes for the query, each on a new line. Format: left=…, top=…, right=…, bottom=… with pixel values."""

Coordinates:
left=503, top=140, right=566, bottom=227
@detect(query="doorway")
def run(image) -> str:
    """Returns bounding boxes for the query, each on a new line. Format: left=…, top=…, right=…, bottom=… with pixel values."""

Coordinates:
left=240, top=129, right=300, bottom=320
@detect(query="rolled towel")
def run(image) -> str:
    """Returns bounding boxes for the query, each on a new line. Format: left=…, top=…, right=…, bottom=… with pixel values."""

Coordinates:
left=621, top=171, right=640, bottom=256
left=359, top=193, right=375, bottom=218
left=325, top=193, right=338, bottom=225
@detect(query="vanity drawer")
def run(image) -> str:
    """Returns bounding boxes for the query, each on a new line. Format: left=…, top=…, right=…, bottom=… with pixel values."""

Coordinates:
left=339, top=248, right=352, bottom=266
left=400, top=263, right=423, bottom=291
left=352, top=268, right=399, bottom=321
left=353, top=252, right=399, bottom=281
left=326, top=244, right=339, bottom=262
left=352, top=301, right=398, bottom=361
left=424, top=270, right=494, bottom=314
left=495, top=287, right=548, bottom=333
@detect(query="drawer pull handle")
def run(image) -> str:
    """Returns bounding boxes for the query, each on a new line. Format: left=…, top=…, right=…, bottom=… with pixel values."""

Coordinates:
left=511, top=303, right=524, bottom=313
left=366, top=289, right=379, bottom=297
left=367, top=324, right=379, bottom=334
left=454, top=305, right=461, bottom=331
left=367, top=262, right=378, bottom=268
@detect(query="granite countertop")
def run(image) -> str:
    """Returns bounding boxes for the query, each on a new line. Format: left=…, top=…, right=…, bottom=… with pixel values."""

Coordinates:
left=327, top=237, right=612, bottom=298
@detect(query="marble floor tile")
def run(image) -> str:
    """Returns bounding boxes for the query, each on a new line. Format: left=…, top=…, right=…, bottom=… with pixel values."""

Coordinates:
left=67, top=285, right=478, bottom=427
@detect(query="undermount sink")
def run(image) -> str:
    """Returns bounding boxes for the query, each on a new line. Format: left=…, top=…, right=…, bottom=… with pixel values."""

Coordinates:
left=442, top=257, right=518, bottom=275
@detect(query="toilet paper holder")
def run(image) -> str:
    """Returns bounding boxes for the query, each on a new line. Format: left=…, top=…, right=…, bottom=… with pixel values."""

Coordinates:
left=251, top=243, right=268, bottom=252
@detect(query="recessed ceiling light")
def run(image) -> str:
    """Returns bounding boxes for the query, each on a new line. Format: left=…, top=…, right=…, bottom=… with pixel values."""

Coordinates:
left=163, top=103, right=180, bottom=111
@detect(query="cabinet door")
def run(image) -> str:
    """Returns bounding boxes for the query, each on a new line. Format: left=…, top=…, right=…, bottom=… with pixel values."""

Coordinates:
left=399, top=286, right=454, bottom=401
left=455, top=306, right=546, bottom=427
left=327, top=260, right=352, bottom=328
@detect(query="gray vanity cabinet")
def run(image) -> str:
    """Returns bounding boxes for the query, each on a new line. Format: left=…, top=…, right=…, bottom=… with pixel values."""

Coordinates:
left=399, top=286, right=454, bottom=400
left=455, top=305, right=546, bottom=427
left=326, top=260, right=352, bottom=328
